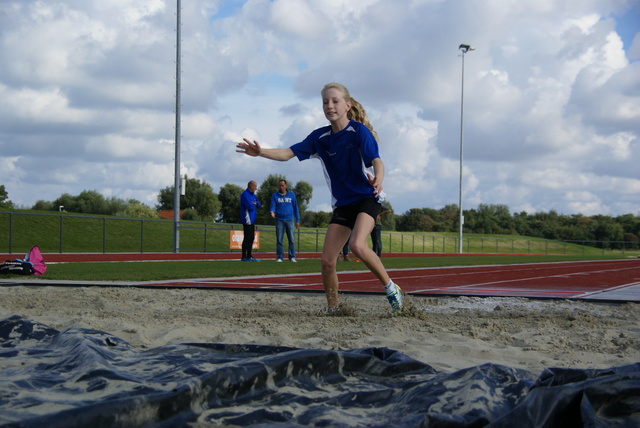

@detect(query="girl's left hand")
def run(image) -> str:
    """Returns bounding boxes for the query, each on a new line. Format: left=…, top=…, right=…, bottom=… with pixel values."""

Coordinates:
left=367, top=173, right=383, bottom=197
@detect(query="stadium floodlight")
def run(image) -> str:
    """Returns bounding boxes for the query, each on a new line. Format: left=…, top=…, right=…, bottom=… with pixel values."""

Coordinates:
left=458, top=43, right=474, bottom=253
left=173, top=0, right=182, bottom=253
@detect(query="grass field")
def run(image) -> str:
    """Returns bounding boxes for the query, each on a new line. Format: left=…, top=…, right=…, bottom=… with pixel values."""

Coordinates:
left=2, top=210, right=637, bottom=282
left=2, top=210, right=634, bottom=256
left=16, top=254, right=631, bottom=282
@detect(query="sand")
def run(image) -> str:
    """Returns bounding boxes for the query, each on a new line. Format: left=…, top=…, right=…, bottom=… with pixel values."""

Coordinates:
left=0, top=284, right=638, bottom=374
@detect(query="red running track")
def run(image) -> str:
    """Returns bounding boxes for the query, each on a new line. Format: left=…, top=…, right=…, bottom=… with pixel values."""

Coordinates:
left=2, top=253, right=639, bottom=302
left=144, top=259, right=640, bottom=302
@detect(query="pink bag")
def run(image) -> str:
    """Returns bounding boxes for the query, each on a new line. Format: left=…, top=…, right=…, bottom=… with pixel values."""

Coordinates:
left=24, top=245, right=47, bottom=275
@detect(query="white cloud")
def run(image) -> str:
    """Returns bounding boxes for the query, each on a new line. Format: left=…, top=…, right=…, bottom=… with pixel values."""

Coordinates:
left=0, top=0, right=638, bottom=218
left=0, top=85, right=104, bottom=132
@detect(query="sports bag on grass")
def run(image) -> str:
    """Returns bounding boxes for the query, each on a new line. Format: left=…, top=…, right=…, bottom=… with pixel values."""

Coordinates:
left=0, top=245, right=46, bottom=276
left=0, top=260, right=34, bottom=275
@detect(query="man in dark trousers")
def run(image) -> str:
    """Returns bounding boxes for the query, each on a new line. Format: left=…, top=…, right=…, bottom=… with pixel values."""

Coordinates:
left=240, top=180, right=261, bottom=261
left=370, top=204, right=391, bottom=256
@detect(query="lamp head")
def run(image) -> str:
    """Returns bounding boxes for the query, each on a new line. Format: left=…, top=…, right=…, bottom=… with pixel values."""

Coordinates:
left=458, top=44, right=475, bottom=53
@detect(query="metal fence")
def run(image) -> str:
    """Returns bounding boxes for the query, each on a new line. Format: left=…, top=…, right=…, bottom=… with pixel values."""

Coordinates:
left=1, top=211, right=637, bottom=255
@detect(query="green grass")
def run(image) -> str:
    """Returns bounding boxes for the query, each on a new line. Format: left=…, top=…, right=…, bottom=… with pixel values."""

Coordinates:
left=3, top=210, right=636, bottom=256
left=2, top=210, right=637, bottom=282
left=28, top=254, right=630, bottom=282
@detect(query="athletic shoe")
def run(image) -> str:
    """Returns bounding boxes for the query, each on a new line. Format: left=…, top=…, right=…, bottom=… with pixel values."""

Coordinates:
left=249, top=257, right=260, bottom=262
left=290, top=258, right=297, bottom=263
left=241, top=257, right=249, bottom=262
left=386, top=284, right=404, bottom=315
left=324, top=306, right=340, bottom=316
left=276, top=258, right=283, bottom=262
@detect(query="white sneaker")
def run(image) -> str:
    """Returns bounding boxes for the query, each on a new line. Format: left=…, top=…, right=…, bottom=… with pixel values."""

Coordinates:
left=386, top=284, right=404, bottom=315
left=276, top=258, right=283, bottom=262
left=290, top=258, right=297, bottom=263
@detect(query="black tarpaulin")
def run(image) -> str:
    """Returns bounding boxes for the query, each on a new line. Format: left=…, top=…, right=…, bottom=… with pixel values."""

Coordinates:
left=1, top=315, right=638, bottom=427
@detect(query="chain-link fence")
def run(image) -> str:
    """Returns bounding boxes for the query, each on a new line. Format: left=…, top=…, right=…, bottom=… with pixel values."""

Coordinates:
left=1, top=211, right=637, bottom=256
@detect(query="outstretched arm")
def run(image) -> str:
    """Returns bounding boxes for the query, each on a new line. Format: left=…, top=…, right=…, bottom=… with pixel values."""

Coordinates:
left=236, top=138, right=295, bottom=161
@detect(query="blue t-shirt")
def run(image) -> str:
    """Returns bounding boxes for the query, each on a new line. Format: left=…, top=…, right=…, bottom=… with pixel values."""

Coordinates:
left=290, top=120, right=382, bottom=208
left=270, top=190, right=300, bottom=222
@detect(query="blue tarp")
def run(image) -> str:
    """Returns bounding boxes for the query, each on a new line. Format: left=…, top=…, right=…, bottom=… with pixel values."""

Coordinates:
left=1, top=315, right=638, bottom=427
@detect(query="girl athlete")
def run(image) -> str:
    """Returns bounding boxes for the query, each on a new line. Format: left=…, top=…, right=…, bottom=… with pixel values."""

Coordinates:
left=236, top=82, right=403, bottom=315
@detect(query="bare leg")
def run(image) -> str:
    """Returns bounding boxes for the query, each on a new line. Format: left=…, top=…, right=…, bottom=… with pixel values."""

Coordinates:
left=321, top=223, right=352, bottom=308
left=348, top=213, right=391, bottom=286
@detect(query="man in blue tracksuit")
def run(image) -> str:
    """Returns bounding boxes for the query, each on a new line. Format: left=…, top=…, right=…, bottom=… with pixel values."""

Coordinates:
left=240, top=180, right=261, bottom=261
left=270, top=179, right=300, bottom=262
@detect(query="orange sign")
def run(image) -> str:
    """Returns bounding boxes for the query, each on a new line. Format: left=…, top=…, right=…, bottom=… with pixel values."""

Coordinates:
left=229, top=230, right=260, bottom=249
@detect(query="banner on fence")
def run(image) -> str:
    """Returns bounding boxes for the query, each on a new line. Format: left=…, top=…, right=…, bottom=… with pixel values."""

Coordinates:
left=229, top=230, right=260, bottom=249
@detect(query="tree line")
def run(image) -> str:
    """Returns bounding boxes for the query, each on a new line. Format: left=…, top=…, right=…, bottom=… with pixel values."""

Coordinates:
left=397, top=204, right=639, bottom=246
left=2, top=181, right=638, bottom=245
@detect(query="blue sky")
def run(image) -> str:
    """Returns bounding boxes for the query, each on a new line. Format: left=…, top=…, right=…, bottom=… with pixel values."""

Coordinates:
left=615, top=2, right=640, bottom=50
left=0, top=0, right=638, bottom=217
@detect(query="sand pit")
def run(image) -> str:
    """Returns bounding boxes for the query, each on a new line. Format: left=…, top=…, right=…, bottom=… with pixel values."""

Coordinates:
left=1, top=285, right=637, bottom=373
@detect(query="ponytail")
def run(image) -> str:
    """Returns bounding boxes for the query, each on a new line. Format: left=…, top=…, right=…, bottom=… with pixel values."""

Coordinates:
left=347, top=98, right=379, bottom=142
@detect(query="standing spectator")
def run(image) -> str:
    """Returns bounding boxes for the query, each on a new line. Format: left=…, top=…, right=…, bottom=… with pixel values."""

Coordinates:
left=341, top=242, right=350, bottom=261
left=270, top=179, right=301, bottom=262
left=371, top=204, right=391, bottom=256
left=240, top=180, right=261, bottom=262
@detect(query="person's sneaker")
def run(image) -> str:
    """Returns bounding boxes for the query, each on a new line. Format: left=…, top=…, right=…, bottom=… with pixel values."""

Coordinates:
left=290, top=258, right=297, bottom=263
left=324, top=306, right=340, bottom=316
left=241, top=257, right=249, bottom=262
left=249, top=257, right=261, bottom=262
left=343, top=256, right=350, bottom=261
left=386, top=284, right=404, bottom=315
left=276, top=258, right=283, bottom=262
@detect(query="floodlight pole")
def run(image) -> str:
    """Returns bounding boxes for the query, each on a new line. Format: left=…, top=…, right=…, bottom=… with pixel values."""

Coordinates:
left=173, top=0, right=182, bottom=253
left=458, top=44, right=474, bottom=254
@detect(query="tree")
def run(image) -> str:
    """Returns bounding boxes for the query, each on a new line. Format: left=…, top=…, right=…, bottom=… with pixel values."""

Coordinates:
left=255, top=174, right=313, bottom=225
left=591, top=215, right=624, bottom=244
left=380, top=201, right=395, bottom=231
left=397, top=208, right=435, bottom=231
left=40, top=191, right=134, bottom=215
left=217, top=183, right=243, bottom=223
left=256, top=174, right=287, bottom=224
left=441, top=204, right=458, bottom=231
left=471, top=204, right=512, bottom=234
left=75, top=190, right=108, bottom=214
left=106, top=196, right=129, bottom=215
left=116, top=201, right=158, bottom=219
left=53, top=193, right=78, bottom=213
left=301, top=210, right=331, bottom=227
left=292, top=180, right=313, bottom=219
left=616, top=214, right=640, bottom=238
left=156, top=177, right=220, bottom=221
left=186, top=178, right=220, bottom=220
left=32, top=200, right=54, bottom=211
left=0, top=185, right=13, bottom=209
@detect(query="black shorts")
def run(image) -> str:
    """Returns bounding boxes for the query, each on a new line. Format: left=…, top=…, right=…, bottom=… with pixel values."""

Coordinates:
left=329, top=198, right=381, bottom=230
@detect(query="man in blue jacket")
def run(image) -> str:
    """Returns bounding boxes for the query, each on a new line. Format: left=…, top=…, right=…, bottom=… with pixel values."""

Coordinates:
left=270, top=179, right=300, bottom=262
left=240, top=180, right=261, bottom=261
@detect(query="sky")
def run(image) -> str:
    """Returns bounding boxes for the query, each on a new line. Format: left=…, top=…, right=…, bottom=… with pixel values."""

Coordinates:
left=1, top=0, right=639, bottom=218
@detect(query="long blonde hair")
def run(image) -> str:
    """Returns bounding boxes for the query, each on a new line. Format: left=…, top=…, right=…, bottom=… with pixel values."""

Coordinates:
left=321, top=82, right=379, bottom=141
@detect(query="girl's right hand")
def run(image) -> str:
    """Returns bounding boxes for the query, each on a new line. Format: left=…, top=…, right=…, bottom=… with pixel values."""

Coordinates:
left=236, top=138, right=261, bottom=157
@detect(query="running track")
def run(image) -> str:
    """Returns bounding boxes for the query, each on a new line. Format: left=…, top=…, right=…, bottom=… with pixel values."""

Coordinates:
left=4, top=253, right=637, bottom=302
left=144, top=259, right=640, bottom=302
